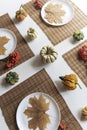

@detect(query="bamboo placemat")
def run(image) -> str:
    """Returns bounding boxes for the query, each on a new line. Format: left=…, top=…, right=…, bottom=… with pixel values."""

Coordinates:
left=63, top=40, right=87, bottom=87
left=23, top=0, right=87, bottom=45
left=0, top=69, right=82, bottom=130
left=0, top=14, right=34, bottom=76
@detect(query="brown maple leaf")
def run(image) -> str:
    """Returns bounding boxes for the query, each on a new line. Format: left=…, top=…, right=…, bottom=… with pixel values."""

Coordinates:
left=45, top=3, right=66, bottom=23
left=0, top=36, right=10, bottom=55
left=24, top=95, right=50, bottom=130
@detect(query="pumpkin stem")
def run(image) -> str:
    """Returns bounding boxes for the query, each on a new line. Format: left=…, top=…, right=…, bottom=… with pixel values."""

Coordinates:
left=20, top=4, right=22, bottom=9
left=59, top=76, right=64, bottom=80
left=76, top=83, right=82, bottom=89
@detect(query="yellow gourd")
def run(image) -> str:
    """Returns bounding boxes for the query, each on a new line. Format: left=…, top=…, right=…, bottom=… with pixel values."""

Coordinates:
left=59, top=74, right=81, bottom=90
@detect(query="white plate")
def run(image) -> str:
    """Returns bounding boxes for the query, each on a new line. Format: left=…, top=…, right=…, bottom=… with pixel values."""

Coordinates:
left=16, top=92, right=61, bottom=130
left=41, top=0, right=74, bottom=26
left=0, top=28, right=17, bottom=60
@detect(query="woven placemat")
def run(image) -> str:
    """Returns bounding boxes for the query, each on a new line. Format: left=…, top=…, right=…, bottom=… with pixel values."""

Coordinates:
left=23, top=0, right=87, bottom=45
left=0, top=13, right=34, bottom=76
left=63, top=40, right=87, bottom=87
left=0, top=69, right=82, bottom=130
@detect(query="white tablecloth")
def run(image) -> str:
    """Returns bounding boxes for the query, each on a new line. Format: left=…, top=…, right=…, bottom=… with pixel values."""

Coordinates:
left=0, top=0, right=87, bottom=129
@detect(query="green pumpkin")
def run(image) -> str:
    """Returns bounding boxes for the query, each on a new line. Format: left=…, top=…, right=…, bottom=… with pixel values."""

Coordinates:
left=73, top=30, right=84, bottom=41
left=5, top=71, right=19, bottom=85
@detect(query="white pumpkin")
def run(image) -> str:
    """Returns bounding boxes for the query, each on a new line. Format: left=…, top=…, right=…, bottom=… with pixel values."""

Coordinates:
left=40, top=46, right=58, bottom=63
left=82, top=106, right=87, bottom=119
left=27, top=28, right=38, bottom=40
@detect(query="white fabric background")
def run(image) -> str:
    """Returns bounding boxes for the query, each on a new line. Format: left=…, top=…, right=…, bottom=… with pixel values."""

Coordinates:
left=0, top=0, right=87, bottom=129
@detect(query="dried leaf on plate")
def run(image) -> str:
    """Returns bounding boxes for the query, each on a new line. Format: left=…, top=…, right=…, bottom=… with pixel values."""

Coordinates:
left=24, top=95, right=50, bottom=130
left=0, top=36, right=10, bottom=55
left=45, top=3, right=66, bottom=23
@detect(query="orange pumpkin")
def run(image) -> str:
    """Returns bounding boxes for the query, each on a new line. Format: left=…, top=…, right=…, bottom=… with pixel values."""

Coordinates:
left=15, top=9, right=27, bottom=21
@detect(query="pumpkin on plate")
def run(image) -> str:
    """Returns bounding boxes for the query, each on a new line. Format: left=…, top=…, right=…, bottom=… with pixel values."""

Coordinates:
left=59, top=74, right=81, bottom=90
left=15, top=8, right=27, bottom=21
left=40, top=46, right=58, bottom=63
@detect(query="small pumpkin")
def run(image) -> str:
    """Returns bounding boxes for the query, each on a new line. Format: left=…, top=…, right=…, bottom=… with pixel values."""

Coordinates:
left=5, top=71, right=19, bottom=85
left=27, top=28, right=38, bottom=40
left=6, top=51, right=20, bottom=68
left=40, top=46, right=58, bottom=63
left=73, top=30, right=84, bottom=41
left=59, top=74, right=81, bottom=90
left=15, top=8, right=27, bottom=21
left=82, top=106, right=87, bottom=119
left=34, top=0, right=42, bottom=9
left=78, top=45, right=87, bottom=62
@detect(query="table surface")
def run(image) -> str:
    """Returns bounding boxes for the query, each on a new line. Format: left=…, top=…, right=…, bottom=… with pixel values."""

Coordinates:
left=0, top=0, right=87, bottom=130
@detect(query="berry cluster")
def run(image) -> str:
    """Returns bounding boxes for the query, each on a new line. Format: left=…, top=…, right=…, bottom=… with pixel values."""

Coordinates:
left=6, top=52, right=20, bottom=68
left=34, top=0, right=42, bottom=9
left=79, top=45, right=87, bottom=62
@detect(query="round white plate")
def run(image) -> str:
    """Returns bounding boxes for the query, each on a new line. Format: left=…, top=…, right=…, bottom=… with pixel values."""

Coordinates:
left=0, top=28, right=17, bottom=60
left=16, top=92, right=61, bottom=130
left=41, top=0, right=74, bottom=26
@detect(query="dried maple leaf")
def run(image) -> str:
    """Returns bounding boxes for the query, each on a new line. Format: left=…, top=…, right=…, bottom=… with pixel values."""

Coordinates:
left=24, top=95, right=50, bottom=130
left=0, top=36, right=10, bottom=55
left=45, top=3, right=66, bottom=24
